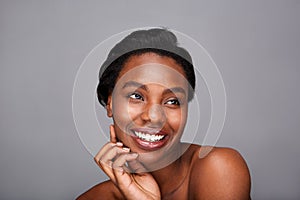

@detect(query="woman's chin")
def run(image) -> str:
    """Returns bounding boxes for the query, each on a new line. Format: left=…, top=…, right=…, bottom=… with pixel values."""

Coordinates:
left=133, top=144, right=182, bottom=172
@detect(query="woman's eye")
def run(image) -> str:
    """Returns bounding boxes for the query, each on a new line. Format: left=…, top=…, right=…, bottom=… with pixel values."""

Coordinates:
left=129, top=93, right=143, bottom=101
left=165, top=99, right=180, bottom=106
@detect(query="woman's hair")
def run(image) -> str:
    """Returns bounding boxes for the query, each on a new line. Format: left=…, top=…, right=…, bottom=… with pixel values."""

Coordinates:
left=97, top=28, right=196, bottom=107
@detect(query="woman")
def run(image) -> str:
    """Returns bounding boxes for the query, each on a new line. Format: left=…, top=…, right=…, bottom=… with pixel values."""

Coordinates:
left=77, top=28, right=251, bottom=200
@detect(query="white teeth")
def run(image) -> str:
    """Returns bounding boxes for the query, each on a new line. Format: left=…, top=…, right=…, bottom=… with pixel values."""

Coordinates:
left=134, top=131, right=165, bottom=142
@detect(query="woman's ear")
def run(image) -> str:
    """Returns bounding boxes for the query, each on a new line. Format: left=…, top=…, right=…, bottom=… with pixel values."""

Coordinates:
left=106, top=95, right=113, bottom=117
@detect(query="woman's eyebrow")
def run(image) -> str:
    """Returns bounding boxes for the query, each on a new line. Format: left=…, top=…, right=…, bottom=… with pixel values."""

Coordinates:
left=163, top=87, right=186, bottom=96
left=122, top=81, right=186, bottom=95
left=122, top=81, right=148, bottom=91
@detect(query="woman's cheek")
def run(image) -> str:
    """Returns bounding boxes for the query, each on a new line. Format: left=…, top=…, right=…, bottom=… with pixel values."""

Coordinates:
left=127, top=104, right=144, bottom=121
left=112, top=99, right=131, bottom=128
left=166, top=108, right=187, bottom=131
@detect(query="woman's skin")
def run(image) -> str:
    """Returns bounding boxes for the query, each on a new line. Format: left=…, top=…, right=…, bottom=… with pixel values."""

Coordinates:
left=77, top=53, right=251, bottom=200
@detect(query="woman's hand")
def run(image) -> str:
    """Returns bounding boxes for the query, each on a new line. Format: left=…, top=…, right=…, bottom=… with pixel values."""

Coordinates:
left=94, top=125, right=161, bottom=200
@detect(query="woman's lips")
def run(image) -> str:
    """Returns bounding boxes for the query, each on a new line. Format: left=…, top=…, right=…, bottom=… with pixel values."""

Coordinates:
left=130, top=128, right=169, bottom=150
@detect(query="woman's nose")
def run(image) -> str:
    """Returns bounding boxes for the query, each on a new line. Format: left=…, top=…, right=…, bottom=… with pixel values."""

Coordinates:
left=141, top=104, right=166, bottom=126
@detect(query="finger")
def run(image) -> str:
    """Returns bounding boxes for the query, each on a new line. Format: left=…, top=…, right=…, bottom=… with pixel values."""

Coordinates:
left=112, top=153, right=139, bottom=191
left=110, top=124, right=117, bottom=143
left=99, top=150, right=129, bottom=184
left=100, top=146, right=130, bottom=168
left=95, top=145, right=129, bottom=183
left=127, top=159, right=148, bottom=174
left=112, top=153, right=138, bottom=172
left=94, top=142, right=121, bottom=164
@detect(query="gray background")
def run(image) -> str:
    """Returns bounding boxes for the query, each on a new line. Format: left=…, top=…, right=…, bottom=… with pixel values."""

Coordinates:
left=1, top=1, right=299, bottom=199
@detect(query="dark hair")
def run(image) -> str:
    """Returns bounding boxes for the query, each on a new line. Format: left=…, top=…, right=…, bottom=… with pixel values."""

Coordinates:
left=97, top=28, right=196, bottom=107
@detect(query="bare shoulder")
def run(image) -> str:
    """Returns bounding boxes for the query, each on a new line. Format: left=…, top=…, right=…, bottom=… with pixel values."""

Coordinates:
left=76, top=180, right=123, bottom=200
left=188, top=145, right=251, bottom=200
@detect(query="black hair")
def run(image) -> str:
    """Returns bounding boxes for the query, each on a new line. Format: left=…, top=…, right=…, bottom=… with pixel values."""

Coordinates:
left=97, top=28, right=196, bottom=107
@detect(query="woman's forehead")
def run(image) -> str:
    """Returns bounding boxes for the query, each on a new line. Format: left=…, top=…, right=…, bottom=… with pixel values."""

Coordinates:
left=119, top=53, right=186, bottom=78
left=115, top=53, right=188, bottom=87
left=115, top=63, right=188, bottom=90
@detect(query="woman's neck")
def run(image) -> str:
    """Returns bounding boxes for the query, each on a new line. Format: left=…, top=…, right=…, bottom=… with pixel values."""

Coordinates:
left=150, top=143, right=190, bottom=197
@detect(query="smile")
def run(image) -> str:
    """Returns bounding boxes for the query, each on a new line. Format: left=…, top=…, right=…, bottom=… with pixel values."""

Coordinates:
left=134, top=131, right=165, bottom=142
left=130, top=128, right=169, bottom=150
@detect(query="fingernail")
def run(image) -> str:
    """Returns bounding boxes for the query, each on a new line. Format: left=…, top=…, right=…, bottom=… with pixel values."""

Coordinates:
left=116, top=142, right=123, bottom=146
left=122, top=147, right=130, bottom=152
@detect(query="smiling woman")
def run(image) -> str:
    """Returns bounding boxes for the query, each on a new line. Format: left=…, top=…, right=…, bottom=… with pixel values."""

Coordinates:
left=77, top=28, right=251, bottom=200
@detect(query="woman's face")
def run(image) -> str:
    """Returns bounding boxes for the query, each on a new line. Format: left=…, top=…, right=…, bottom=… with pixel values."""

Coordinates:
left=106, top=53, right=189, bottom=167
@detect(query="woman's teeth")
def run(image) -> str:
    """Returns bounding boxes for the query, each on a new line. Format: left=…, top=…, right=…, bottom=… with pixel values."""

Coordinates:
left=134, top=131, right=165, bottom=142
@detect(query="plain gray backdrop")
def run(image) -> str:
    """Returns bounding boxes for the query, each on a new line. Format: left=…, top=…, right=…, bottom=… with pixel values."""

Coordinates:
left=1, top=1, right=299, bottom=199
